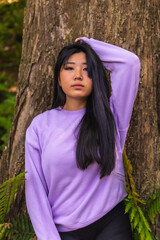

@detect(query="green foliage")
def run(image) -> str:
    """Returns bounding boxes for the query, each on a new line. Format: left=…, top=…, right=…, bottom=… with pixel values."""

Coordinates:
left=0, top=0, right=26, bottom=73
left=0, top=0, right=26, bottom=154
left=123, top=148, right=160, bottom=240
left=146, top=189, right=160, bottom=224
left=0, top=84, right=16, bottom=152
left=0, top=216, right=36, bottom=240
left=0, top=172, right=25, bottom=223
left=0, top=83, right=16, bottom=150
left=0, top=172, right=37, bottom=239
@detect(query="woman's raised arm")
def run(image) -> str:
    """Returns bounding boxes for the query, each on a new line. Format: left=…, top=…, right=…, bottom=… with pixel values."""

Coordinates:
left=81, top=37, right=140, bottom=148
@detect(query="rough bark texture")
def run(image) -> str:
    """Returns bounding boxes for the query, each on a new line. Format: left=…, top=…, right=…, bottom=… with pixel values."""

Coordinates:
left=0, top=0, right=159, bottom=237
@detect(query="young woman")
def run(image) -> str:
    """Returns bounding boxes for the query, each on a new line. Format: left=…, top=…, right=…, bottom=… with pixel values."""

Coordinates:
left=25, top=37, right=140, bottom=240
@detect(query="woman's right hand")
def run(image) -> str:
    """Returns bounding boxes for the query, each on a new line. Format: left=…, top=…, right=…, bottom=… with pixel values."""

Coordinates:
left=75, top=37, right=82, bottom=42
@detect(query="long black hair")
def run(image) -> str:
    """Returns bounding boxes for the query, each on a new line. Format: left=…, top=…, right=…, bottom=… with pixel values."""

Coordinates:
left=52, top=40, right=116, bottom=178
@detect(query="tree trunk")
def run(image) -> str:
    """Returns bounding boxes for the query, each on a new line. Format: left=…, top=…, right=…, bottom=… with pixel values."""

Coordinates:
left=0, top=0, right=159, bottom=237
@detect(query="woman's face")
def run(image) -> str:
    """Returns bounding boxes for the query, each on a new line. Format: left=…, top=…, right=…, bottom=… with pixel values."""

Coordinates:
left=59, top=52, right=93, bottom=106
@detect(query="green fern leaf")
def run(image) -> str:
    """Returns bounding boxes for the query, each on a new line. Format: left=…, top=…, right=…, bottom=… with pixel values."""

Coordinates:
left=133, top=229, right=141, bottom=240
left=145, top=230, right=154, bottom=240
left=133, top=212, right=139, bottom=229
left=123, top=148, right=154, bottom=240
left=137, top=206, right=151, bottom=232
left=16, top=215, right=21, bottom=232
left=147, top=189, right=160, bottom=224
left=24, top=215, right=30, bottom=232
left=0, top=223, right=12, bottom=240
left=13, top=233, right=21, bottom=240
left=0, top=224, right=6, bottom=239
left=125, top=201, right=133, bottom=213
left=130, top=205, right=137, bottom=222
left=140, top=229, right=145, bottom=240
left=9, top=215, right=36, bottom=240
left=137, top=220, right=143, bottom=234
left=0, top=172, right=25, bottom=223
left=20, top=215, right=25, bottom=232
left=11, top=217, right=17, bottom=229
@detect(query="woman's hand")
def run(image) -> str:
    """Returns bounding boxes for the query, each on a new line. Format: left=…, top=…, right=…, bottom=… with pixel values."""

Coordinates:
left=75, top=37, right=82, bottom=42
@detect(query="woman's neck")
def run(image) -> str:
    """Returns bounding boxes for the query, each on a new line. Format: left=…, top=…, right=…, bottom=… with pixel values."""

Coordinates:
left=63, top=99, right=87, bottom=111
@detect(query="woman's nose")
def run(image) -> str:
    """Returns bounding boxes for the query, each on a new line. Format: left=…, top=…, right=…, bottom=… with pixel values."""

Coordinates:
left=74, top=68, right=82, bottom=80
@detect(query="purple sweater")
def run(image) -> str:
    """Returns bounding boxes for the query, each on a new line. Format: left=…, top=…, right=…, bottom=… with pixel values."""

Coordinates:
left=25, top=37, right=140, bottom=240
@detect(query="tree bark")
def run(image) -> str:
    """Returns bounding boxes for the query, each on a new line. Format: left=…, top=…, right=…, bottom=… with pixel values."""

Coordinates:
left=0, top=0, right=159, bottom=237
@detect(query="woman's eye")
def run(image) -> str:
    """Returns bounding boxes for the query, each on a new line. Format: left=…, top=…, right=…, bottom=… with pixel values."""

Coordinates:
left=83, top=68, right=88, bottom=71
left=64, top=67, right=74, bottom=70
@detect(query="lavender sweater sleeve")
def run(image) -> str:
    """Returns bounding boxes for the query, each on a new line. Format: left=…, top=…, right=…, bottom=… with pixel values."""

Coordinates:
left=25, top=119, right=61, bottom=240
left=82, top=37, right=140, bottom=148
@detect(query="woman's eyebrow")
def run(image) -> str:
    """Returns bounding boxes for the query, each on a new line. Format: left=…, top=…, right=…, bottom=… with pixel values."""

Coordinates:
left=65, top=62, right=87, bottom=65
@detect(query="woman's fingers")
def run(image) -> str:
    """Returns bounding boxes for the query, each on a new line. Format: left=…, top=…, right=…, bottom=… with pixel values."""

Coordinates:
left=75, top=37, right=82, bottom=42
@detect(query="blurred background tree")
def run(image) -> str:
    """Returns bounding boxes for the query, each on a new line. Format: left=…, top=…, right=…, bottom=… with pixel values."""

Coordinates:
left=0, top=0, right=26, bottom=154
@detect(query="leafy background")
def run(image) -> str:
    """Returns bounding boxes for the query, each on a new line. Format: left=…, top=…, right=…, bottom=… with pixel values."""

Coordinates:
left=0, top=0, right=26, bottom=155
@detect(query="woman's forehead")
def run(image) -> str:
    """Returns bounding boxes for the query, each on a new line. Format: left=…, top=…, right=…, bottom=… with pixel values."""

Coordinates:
left=66, top=52, right=87, bottom=63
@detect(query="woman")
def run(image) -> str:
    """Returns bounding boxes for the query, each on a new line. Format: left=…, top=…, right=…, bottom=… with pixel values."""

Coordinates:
left=25, top=37, right=140, bottom=240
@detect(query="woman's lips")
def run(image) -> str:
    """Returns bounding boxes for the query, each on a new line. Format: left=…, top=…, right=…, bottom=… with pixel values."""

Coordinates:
left=72, top=84, right=84, bottom=88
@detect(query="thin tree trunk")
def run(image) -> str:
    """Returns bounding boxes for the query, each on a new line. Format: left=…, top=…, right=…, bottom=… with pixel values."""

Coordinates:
left=0, top=0, right=159, bottom=237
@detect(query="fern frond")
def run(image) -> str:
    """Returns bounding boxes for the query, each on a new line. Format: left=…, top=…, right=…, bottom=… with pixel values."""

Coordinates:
left=0, top=222, right=12, bottom=240
left=0, top=215, right=36, bottom=240
left=123, top=148, right=141, bottom=198
left=123, top=148, right=153, bottom=240
left=0, top=172, right=26, bottom=223
left=137, top=205, right=151, bottom=232
left=133, top=212, right=139, bottom=229
left=146, top=189, right=160, bottom=224
left=130, top=204, right=137, bottom=222
left=125, top=199, right=133, bottom=214
left=124, top=197, right=152, bottom=240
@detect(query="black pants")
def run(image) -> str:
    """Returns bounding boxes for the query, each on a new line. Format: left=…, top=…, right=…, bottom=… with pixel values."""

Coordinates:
left=59, top=200, right=133, bottom=240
